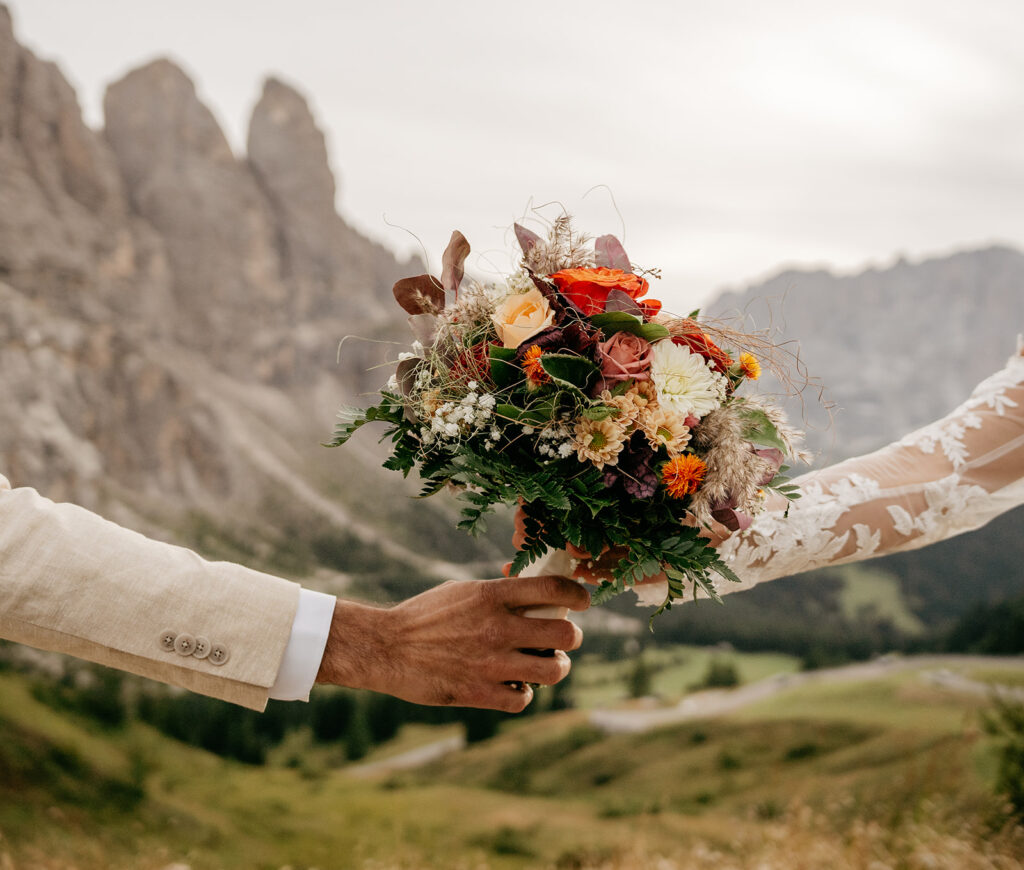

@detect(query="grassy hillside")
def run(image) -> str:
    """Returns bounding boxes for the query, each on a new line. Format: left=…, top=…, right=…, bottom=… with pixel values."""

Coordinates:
left=2, top=658, right=1023, bottom=869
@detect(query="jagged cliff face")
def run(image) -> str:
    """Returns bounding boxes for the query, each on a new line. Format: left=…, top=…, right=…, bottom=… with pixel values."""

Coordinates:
left=0, top=3, right=407, bottom=351
left=0, top=6, right=438, bottom=563
left=709, top=247, right=1024, bottom=463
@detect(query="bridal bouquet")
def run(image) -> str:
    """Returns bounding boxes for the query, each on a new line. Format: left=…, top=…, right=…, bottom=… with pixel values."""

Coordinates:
left=330, top=217, right=803, bottom=619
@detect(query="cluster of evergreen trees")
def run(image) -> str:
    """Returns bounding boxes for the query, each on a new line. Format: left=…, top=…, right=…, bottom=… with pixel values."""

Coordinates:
left=21, top=659, right=573, bottom=765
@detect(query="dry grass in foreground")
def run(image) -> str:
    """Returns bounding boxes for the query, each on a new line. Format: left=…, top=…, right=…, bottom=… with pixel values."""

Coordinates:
left=355, top=807, right=1024, bottom=870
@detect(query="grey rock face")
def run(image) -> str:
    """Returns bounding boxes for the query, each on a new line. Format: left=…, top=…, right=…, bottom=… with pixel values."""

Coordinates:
left=0, top=4, right=408, bottom=517
left=0, top=6, right=169, bottom=325
left=104, top=60, right=286, bottom=352
left=708, top=246, right=1024, bottom=463
left=247, top=76, right=408, bottom=325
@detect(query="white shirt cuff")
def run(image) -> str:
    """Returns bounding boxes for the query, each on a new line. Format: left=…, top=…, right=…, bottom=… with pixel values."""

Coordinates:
left=268, top=588, right=336, bottom=702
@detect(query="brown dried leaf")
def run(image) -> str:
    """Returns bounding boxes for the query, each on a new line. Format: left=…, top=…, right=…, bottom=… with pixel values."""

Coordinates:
left=393, top=275, right=445, bottom=315
left=514, top=223, right=542, bottom=255
left=595, top=234, right=632, bottom=272
left=603, top=289, right=643, bottom=315
left=441, top=230, right=470, bottom=294
left=396, top=357, right=421, bottom=422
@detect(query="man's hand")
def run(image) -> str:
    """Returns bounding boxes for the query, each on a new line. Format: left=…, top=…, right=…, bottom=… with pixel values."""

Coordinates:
left=315, top=575, right=589, bottom=712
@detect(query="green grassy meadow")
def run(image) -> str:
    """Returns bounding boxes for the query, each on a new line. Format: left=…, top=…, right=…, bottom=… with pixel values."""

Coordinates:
left=571, top=646, right=801, bottom=708
left=1, top=657, right=1023, bottom=870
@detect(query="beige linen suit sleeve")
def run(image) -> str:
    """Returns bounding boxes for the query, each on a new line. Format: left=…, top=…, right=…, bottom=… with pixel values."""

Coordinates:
left=0, top=475, right=301, bottom=710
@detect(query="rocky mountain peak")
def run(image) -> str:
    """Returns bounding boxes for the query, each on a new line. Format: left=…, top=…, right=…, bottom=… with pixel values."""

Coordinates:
left=0, top=4, right=133, bottom=314
left=0, top=4, right=19, bottom=135
left=104, top=58, right=234, bottom=188
left=248, top=77, right=337, bottom=220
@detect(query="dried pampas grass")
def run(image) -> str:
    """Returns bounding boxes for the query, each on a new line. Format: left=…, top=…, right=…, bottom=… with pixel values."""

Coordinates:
left=521, top=213, right=595, bottom=275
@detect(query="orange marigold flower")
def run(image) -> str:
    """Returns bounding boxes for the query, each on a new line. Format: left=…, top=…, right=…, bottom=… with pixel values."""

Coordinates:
left=522, top=344, right=550, bottom=385
left=739, top=352, right=761, bottom=380
left=661, top=454, right=707, bottom=498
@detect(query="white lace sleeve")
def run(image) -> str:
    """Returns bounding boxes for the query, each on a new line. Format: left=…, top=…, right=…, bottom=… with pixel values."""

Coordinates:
left=716, top=338, right=1024, bottom=596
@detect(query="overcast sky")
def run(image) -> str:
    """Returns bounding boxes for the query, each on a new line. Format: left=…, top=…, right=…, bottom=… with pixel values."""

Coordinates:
left=8, top=0, right=1024, bottom=311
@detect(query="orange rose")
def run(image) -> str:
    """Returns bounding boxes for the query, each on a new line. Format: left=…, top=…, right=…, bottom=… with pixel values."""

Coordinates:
left=550, top=267, right=651, bottom=316
left=492, top=288, right=556, bottom=348
left=669, top=319, right=734, bottom=373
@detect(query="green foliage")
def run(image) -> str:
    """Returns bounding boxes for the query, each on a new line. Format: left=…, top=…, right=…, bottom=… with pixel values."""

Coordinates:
left=137, top=693, right=273, bottom=765
left=31, top=668, right=128, bottom=728
left=627, top=655, right=653, bottom=698
left=736, top=404, right=788, bottom=452
left=5, top=660, right=1024, bottom=868
left=0, top=713, right=144, bottom=812
left=589, top=311, right=670, bottom=342
left=488, top=345, right=519, bottom=388
left=461, top=708, right=504, bottom=744
left=326, top=396, right=406, bottom=449
left=764, top=464, right=802, bottom=505
left=538, top=352, right=599, bottom=389
left=982, top=696, right=1024, bottom=820
left=785, top=741, right=821, bottom=761
left=695, top=657, right=740, bottom=690
left=945, top=593, right=1024, bottom=654
left=330, top=330, right=797, bottom=621
left=344, top=705, right=373, bottom=761
left=471, top=825, right=536, bottom=857
left=310, top=690, right=356, bottom=742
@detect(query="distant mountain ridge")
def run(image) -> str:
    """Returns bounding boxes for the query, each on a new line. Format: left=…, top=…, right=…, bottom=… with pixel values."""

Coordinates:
left=709, top=246, right=1024, bottom=462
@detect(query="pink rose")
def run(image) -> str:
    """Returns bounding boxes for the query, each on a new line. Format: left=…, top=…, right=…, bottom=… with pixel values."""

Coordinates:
left=593, top=331, right=654, bottom=393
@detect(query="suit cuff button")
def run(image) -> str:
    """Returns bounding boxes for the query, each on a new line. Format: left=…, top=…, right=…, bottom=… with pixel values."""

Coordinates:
left=209, top=643, right=230, bottom=666
left=192, top=636, right=211, bottom=660
left=173, top=633, right=197, bottom=656
left=159, top=630, right=178, bottom=652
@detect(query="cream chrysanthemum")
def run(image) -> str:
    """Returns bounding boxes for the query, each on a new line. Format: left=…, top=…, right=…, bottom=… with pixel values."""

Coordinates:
left=641, top=406, right=691, bottom=456
left=628, top=379, right=658, bottom=410
left=597, top=390, right=640, bottom=427
left=650, top=340, right=724, bottom=420
left=573, top=417, right=627, bottom=469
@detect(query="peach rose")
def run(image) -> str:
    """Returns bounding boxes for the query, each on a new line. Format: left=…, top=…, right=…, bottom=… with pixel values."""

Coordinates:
left=491, top=288, right=555, bottom=349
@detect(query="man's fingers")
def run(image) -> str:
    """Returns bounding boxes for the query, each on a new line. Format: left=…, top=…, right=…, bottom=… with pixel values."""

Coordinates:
left=494, top=575, right=591, bottom=612
left=512, top=649, right=572, bottom=686
left=510, top=615, right=583, bottom=652
left=476, top=682, right=534, bottom=713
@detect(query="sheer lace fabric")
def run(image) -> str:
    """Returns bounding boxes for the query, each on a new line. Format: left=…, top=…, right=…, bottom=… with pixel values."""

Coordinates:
left=711, top=338, right=1024, bottom=598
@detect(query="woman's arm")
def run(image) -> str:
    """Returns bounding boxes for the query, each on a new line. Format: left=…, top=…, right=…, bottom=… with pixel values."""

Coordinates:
left=709, top=337, right=1024, bottom=598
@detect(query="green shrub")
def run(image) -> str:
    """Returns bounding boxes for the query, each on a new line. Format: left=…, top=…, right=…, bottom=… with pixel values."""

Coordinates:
left=983, top=696, right=1024, bottom=820
left=785, top=741, right=821, bottom=761
left=695, top=657, right=740, bottom=689
left=627, top=654, right=652, bottom=698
